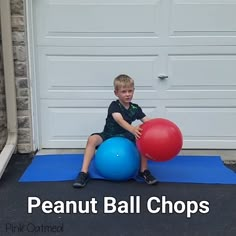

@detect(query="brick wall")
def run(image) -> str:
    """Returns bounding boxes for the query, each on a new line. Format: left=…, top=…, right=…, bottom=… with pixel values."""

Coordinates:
left=0, top=44, right=7, bottom=150
left=0, top=0, right=32, bottom=153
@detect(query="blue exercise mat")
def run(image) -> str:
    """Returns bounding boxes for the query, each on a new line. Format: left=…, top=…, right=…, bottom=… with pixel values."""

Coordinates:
left=19, top=154, right=236, bottom=184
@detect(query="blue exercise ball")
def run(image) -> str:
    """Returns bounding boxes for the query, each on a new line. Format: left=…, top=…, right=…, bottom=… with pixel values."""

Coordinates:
left=94, top=137, right=140, bottom=181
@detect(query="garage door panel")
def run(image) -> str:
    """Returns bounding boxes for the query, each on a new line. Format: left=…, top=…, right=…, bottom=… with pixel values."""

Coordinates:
left=168, top=107, right=236, bottom=137
left=34, top=0, right=162, bottom=46
left=168, top=0, right=236, bottom=45
left=162, top=52, right=236, bottom=99
left=40, top=99, right=159, bottom=148
left=38, top=47, right=161, bottom=99
left=160, top=99, right=236, bottom=148
left=41, top=100, right=108, bottom=148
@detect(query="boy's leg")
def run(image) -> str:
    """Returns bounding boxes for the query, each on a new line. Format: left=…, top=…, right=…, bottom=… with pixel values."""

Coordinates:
left=139, top=155, right=158, bottom=185
left=81, top=135, right=103, bottom=173
left=140, top=154, right=148, bottom=172
left=73, top=134, right=103, bottom=188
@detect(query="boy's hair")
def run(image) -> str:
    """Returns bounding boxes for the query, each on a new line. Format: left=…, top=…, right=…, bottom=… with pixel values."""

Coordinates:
left=113, top=74, right=134, bottom=91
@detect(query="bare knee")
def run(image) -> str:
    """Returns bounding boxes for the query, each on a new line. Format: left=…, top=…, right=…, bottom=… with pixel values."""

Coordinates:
left=86, top=135, right=102, bottom=148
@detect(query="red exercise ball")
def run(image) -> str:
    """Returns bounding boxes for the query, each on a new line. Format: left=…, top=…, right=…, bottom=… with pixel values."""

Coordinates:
left=136, top=118, right=183, bottom=162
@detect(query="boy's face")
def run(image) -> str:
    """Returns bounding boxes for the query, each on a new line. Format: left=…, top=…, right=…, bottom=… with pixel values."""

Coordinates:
left=114, top=86, right=135, bottom=106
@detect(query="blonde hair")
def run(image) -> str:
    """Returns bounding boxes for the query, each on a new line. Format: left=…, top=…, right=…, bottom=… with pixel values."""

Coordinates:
left=113, top=74, right=134, bottom=91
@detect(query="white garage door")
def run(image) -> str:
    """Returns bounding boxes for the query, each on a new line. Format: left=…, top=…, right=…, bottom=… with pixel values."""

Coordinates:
left=32, top=0, right=236, bottom=149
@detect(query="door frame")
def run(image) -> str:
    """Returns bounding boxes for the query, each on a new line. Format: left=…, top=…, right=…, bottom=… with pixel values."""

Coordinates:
left=25, top=0, right=40, bottom=151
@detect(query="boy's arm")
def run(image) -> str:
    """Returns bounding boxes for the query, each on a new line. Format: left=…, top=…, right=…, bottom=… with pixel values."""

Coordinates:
left=112, top=112, right=142, bottom=139
left=141, top=116, right=151, bottom=123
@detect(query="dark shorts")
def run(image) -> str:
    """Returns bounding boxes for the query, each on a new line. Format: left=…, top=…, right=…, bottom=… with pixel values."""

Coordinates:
left=91, top=132, right=136, bottom=143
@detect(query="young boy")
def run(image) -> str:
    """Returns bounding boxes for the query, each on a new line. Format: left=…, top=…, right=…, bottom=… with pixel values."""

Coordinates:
left=73, top=74, right=158, bottom=188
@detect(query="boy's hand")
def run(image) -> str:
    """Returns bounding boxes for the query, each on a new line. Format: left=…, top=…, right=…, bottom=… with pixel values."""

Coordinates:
left=132, top=125, right=142, bottom=139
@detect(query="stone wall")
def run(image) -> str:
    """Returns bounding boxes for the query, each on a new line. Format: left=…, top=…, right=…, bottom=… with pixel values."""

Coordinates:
left=0, top=0, right=32, bottom=153
left=12, top=0, right=32, bottom=153
left=0, top=44, right=7, bottom=150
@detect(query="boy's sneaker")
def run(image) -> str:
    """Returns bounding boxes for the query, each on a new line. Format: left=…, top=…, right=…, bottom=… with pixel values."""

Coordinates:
left=139, top=170, right=158, bottom=185
left=73, top=172, right=89, bottom=188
